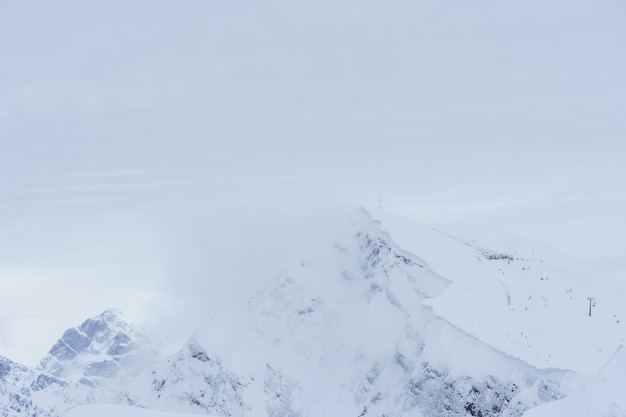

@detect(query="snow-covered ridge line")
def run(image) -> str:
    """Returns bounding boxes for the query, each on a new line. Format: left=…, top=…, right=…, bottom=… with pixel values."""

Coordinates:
left=2, top=208, right=625, bottom=416
left=365, top=207, right=625, bottom=375
left=360, top=211, right=561, bottom=374
left=122, top=209, right=581, bottom=416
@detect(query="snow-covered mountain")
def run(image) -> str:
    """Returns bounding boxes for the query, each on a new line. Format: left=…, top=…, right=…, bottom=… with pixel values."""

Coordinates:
left=0, top=309, right=160, bottom=416
left=126, top=208, right=594, bottom=417
left=0, top=352, right=91, bottom=417
left=1, top=208, right=624, bottom=416
left=39, top=308, right=159, bottom=388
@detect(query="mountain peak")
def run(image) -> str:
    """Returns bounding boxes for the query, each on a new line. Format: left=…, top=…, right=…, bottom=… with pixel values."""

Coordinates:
left=39, top=309, right=159, bottom=386
left=97, top=308, right=130, bottom=323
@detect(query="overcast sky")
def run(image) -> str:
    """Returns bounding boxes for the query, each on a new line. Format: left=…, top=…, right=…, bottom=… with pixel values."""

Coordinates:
left=1, top=0, right=625, bottom=366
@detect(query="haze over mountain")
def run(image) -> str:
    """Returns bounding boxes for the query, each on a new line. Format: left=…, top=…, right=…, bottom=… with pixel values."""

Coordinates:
left=2, top=0, right=626, bottom=367
left=1, top=0, right=625, bottom=414
left=1, top=208, right=624, bottom=416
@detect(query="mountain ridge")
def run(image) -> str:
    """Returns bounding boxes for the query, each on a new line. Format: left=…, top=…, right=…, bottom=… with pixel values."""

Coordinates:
left=1, top=208, right=624, bottom=416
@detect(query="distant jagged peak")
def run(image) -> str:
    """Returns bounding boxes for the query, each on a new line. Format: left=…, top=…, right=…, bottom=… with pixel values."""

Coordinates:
left=38, top=308, right=160, bottom=386
left=76, top=308, right=134, bottom=342
left=94, top=308, right=132, bottom=326
left=42, top=309, right=138, bottom=363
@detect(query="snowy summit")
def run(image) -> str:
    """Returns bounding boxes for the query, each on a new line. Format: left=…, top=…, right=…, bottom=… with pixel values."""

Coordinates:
left=1, top=208, right=624, bottom=417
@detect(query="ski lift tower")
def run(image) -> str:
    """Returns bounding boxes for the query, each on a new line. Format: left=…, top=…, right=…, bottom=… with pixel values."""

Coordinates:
left=587, top=297, right=595, bottom=317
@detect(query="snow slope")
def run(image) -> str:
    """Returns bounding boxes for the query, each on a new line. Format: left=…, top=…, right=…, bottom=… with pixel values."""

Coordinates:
left=127, top=208, right=592, bottom=417
left=0, top=355, right=92, bottom=417
left=3, top=207, right=624, bottom=416
left=523, top=346, right=626, bottom=417
left=66, top=404, right=211, bottom=417
left=368, top=207, right=625, bottom=375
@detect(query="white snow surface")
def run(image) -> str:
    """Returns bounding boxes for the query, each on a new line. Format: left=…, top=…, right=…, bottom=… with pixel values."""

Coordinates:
left=65, top=404, right=210, bottom=417
left=3, top=207, right=625, bottom=417
left=367, top=207, right=625, bottom=375
left=124, top=207, right=622, bottom=416
left=522, top=346, right=626, bottom=417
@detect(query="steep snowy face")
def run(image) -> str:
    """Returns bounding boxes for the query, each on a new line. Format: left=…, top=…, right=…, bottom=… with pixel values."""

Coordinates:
left=133, top=209, right=575, bottom=417
left=368, top=208, right=625, bottom=376
left=39, top=309, right=159, bottom=388
left=128, top=341, right=247, bottom=416
left=524, top=346, right=626, bottom=417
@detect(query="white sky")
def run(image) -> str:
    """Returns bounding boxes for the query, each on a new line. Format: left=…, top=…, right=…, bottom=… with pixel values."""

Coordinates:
left=1, top=0, right=625, bottom=366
